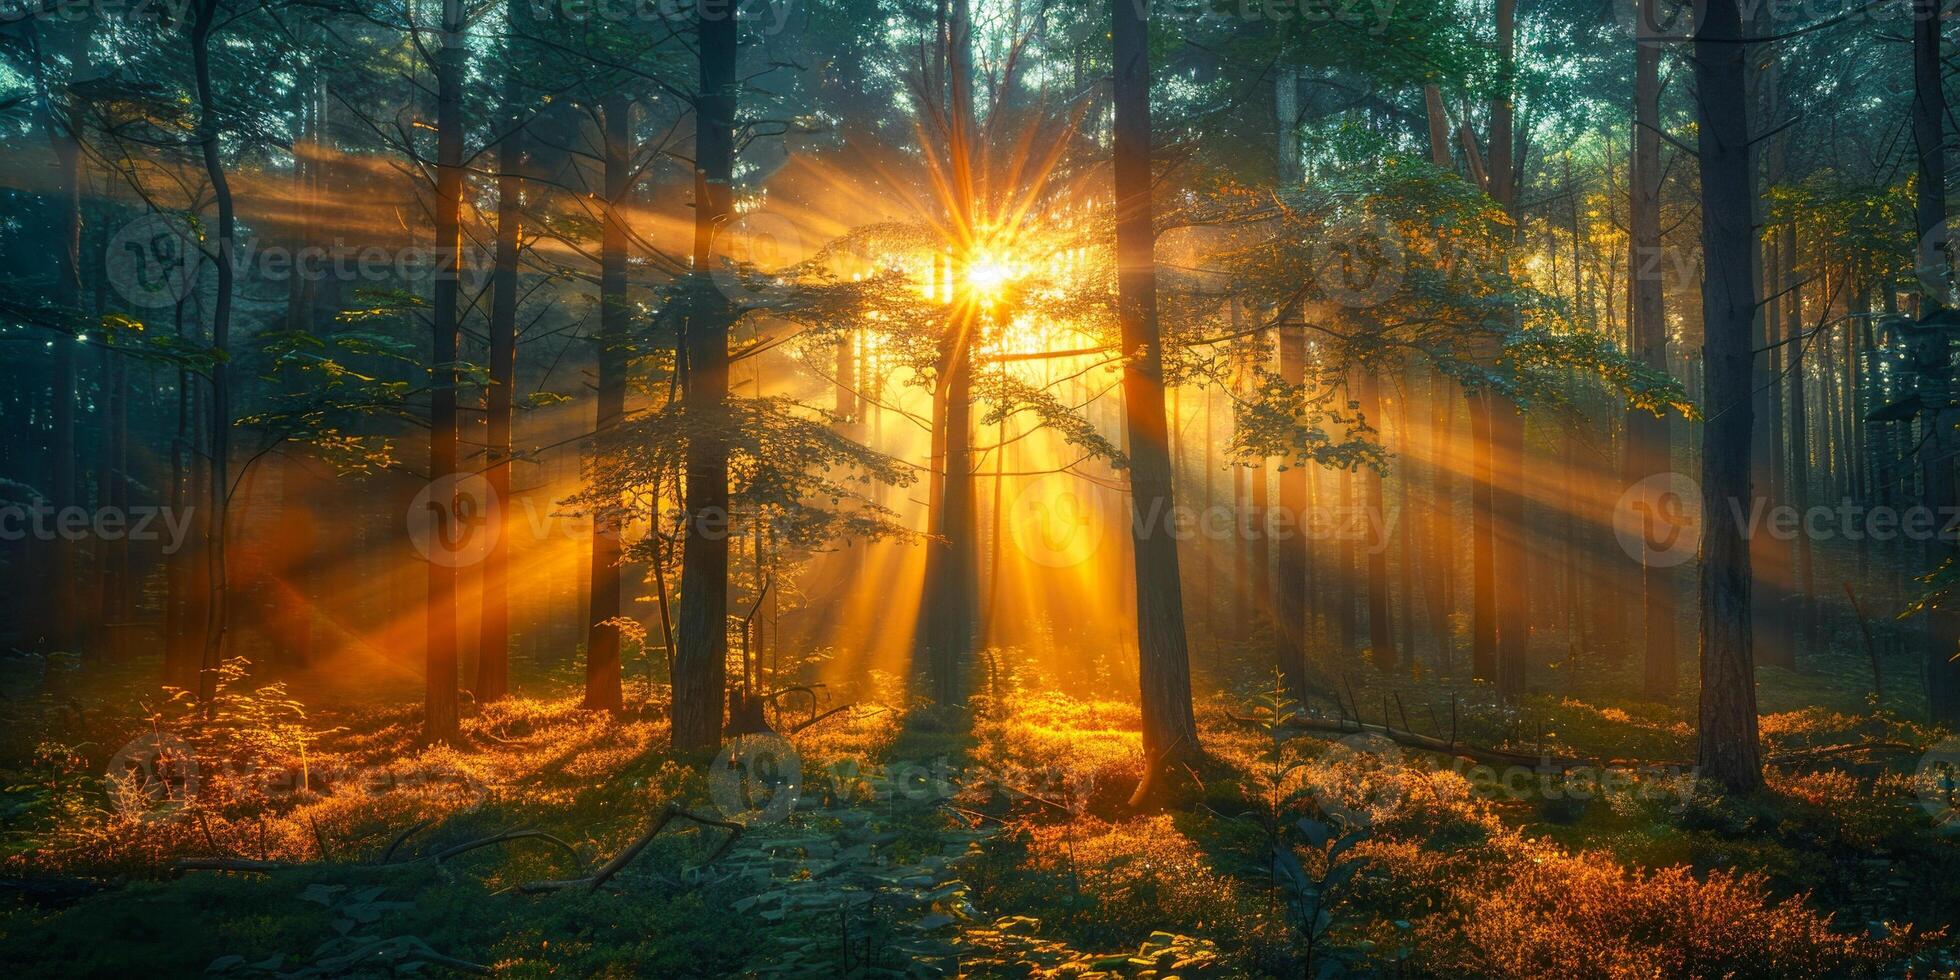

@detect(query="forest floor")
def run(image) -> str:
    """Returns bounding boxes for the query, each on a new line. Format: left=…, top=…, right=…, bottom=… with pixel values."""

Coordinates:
left=2, top=648, right=1959, bottom=978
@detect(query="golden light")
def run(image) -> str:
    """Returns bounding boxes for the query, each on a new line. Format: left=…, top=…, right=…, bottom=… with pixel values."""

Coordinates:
left=964, top=251, right=1018, bottom=301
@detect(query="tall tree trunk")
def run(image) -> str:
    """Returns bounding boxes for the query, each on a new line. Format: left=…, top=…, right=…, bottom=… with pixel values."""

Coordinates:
left=585, top=93, right=631, bottom=713
left=1488, top=0, right=1528, bottom=701
left=421, top=0, right=466, bottom=742
left=1785, top=223, right=1814, bottom=656
left=47, top=88, right=80, bottom=656
left=673, top=6, right=739, bottom=751
left=1693, top=0, right=1765, bottom=791
left=1913, top=0, right=1960, bottom=723
left=477, top=33, right=524, bottom=703
left=1111, top=0, right=1198, bottom=771
left=1275, top=327, right=1309, bottom=698
left=914, top=2, right=980, bottom=706
left=1470, top=391, right=1497, bottom=681
left=191, top=0, right=236, bottom=702
left=1427, top=378, right=1455, bottom=671
left=1628, top=4, right=1676, bottom=698
left=1358, top=368, right=1395, bottom=668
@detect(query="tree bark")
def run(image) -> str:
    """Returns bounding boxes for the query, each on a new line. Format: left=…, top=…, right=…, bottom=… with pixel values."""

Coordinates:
left=673, top=5, right=739, bottom=751
left=1488, top=0, right=1528, bottom=702
left=1627, top=4, right=1676, bottom=698
left=1357, top=368, right=1395, bottom=668
left=1111, top=0, right=1199, bottom=770
left=584, top=93, right=631, bottom=713
left=190, top=0, right=237, bottom=703
left=1275, top=327, right=1309, bottom=698
left=421, top=0, right=466, bottom=742
left=477, top=29, right=525, bottom=703
left=1914, top=0, right=1960, bottom=723
left=1693, top=0, right=1765, bottom=792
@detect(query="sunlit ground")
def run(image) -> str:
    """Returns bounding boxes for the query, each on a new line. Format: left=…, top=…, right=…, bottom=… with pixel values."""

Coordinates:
left=2, top=646, right=1956, bottom=976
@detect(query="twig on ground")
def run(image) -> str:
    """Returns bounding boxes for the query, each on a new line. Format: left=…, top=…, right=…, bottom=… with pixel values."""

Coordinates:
left=507, top=803, right=744, bottom=895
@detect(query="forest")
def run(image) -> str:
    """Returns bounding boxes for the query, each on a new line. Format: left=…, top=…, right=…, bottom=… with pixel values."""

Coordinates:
left=2, top=0, right=1960, bottom=975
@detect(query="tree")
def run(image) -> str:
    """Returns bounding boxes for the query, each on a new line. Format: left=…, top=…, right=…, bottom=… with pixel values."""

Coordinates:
left=1912, top=0, right=1960, bottom=724
left=583, top=92, right=631, bottom=713
left=1626, top=0, right=1675, bottom=699
left=477, top=0, right=529, bottom=704
left=1693, top=0, right=1765, bottom=793
left=423, top=0, right=467, bottom=744
left=672, top=2, right=739, bottom=752
left=1110, top=0, right=1200, bottom=783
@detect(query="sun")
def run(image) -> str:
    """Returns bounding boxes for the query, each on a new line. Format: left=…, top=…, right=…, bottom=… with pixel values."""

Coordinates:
left=963, top=250, right=1019, bottom=304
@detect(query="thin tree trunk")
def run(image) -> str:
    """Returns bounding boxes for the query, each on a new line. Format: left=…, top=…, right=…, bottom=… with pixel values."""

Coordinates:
left=477, top=32, right=524, bottom=703
left=191, top=0, right=237, bottom=703
left=584, top=93, right=631, bottom=712
left=1629, top=4, right=1676, bottom=698
left=1358, top=368, right=1394, bottom=668
left=1488, top=0, right=1528, bottom=702
left=1275, top=327, right=1309, bottom=698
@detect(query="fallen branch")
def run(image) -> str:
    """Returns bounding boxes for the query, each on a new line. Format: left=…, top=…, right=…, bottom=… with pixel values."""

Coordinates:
left=788, top=703, right=856, bottom=735
left=1229, top=712, right=1922, bottom=773
left=427, top=829, right=582, bottom=865
left=380, top=818, right=434, bottom=863
left=175, top=857, right=288, bottom=874
left=1763, top=741, right=1919, bottom=764
left=177, top=826, right=582, bottom=875
left=509, top=803, right=743, bottom=895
